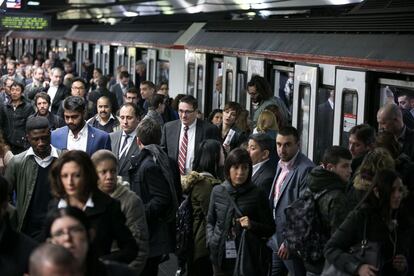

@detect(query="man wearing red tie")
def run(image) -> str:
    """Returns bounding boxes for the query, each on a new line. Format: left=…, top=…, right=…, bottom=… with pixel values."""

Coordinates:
left=269, top=126, right=315, bottom=276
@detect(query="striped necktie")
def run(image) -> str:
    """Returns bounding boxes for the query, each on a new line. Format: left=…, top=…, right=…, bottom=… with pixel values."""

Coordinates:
left=178, top=126, right=189, bottom=175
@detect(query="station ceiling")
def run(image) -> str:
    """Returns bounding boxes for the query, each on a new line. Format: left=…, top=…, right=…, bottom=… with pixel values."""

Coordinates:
left=9, top=0, right=363, bottom=23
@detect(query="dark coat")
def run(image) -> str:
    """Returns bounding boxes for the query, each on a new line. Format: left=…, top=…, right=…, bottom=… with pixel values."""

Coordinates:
left=49, top=190, right=138, bottom=264
left=400, top=126, right=414, bottom=161
left=325, top=206, right=413, bottom=276
left=0, top=216, right=38, bottom=276
left=306, top=166, right=351, bottom=273
left=206, top=181, right=275, bottom=268
left=128, top=148, right=175, bottom=257
left=110, top=130, right=140, bottom=182
left=251, top=158, right=277, bottom=197
left=50, top=84, right=69, bottom=115
left=219, top=125, right=248, bottom=152
left=28, top=112, right=64, bottom=131
left=161, top=119, right=220, bottom=162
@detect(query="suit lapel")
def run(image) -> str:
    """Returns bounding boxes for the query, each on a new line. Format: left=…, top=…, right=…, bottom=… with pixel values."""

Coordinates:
left=62, top=127, right=69, bottom=149
left=86, top=125, right=94, bottom=155
left=113, top=131, right=122, bottom=157
left=172, top=120, right=181, bottom=159
left=194, top=120, right=203, bottom=152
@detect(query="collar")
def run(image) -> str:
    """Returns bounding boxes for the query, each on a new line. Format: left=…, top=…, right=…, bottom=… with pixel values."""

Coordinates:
left=57, top=195, right=94, bottom=211
left=278, top=150, right=300, bottom=170
left=69, top=122, right=87, bottom=139
left=328, top=98, right=334, bottom=109
left=123, top=127, right=137, bottom=138
left=182, top=119, right=197, bottom=131
left=26, top=145, right=59, bottom=159
left=253, top=158, right=269, bottom=175
left=95, top=113, right=115, bottom=124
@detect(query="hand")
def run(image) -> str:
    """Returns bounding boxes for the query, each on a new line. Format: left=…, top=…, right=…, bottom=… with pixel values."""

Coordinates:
left=277, top=242, right=289, bottom=260
left=393, top=255, right=407, bottom=272
left=237, top=216, right=251, bottom=229
left=357, top=264, right=378, bottom=276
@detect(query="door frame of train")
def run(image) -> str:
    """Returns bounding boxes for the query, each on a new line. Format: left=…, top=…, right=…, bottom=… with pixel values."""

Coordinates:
left=102, top=45, right=110, bottom=77
left=222, top=56, right=238, bottom=105
left=93, top=44, right=102, bottom=71
left=292, top=63, right=319, bottom=159
left=127, top=47, right=137, bottom=84
left=147, top=49, right=157, bottom=84
left=333, top=68, right=367, bottom=147
left=195, top=53, right=207, bottom=116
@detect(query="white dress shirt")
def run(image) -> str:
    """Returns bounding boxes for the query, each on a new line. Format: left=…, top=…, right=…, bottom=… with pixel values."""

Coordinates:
left=67, top=123, right=88, bottom=152
left=252, top=158, right=269, bottom=177
left=58, top=195, right=94, bottom=211
left=26, top=145, right=59, bottom=168
left=47, top=85, right=58, bottom=110
left=179, top=119, right=197, bottom=174
left=119, top=131, right=136, bottom=158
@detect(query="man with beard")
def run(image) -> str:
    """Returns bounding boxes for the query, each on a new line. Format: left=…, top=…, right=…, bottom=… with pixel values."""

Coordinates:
left=0, top=60, right=24, bottom=86
left=51, top=96, right=111, bottom=156
left=28, top=92, right=64, bottom=130
left=24, top=67, right=48, bottom=101
left=87, top=96, right=120, bottom=133
left=247, top=75, right=290, bottom=124
left=5, top=117, right=62, bottom=240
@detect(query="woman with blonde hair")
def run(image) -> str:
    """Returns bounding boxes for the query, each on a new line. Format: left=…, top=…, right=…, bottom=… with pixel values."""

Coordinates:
left=253, top=110, right=279, bottom=140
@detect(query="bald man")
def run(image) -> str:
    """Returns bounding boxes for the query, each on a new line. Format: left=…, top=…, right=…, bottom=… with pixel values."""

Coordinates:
left=377, top=103, right=414, bottom=160
left=29, top=243, right=79, bottom=276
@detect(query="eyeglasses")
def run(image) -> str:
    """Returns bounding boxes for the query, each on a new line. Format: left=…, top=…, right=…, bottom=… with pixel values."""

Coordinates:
left=178, top=109, right=195, bottom=115
left=51, top=225, right=85, bottom=239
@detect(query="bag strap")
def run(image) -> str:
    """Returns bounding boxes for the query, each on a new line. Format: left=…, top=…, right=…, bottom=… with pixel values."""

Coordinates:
left=221, top=185, right=243, bottom=217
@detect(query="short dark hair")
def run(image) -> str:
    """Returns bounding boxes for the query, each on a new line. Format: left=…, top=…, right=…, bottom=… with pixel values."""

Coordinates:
left=126, top=87, right=139, bottom=95
left=223, top=102, right=242, bottom=117
left=71, top=77, right=86, bottom=88
left=208, top=109, right=223, bottom=123
left=247, top=75, right=272, bottom=101
left=322, top=146, right=352, bottom=166
left=149, top=94, right=165, bottom=110
left=63, top=96, right=85, bottom=113
left=97, top=95, right=112, bottom=109
left=26, top=116, right=49, bottom=132
left=249, top=133, right=274, bottom=153
left=349, top=124, right=376, bottom=146
left=192, top=139, right=223, bottom=178
left=91, top=149, right=118, bottom=167
left=137, top=118, right=161, bottom=145
left=97, top=76, right=108, bottom=88
left=179, top=95, right=198, bottom=110
left=140, top=80, right=155, bottom=90
left=94, top=68, right=102, bottom=75
left=49, top=150, right=98, bottom=200
left=120, top=102, right=142, bottom=119
left=34, top=92, right=51, bottom=105
left=119, top=71, right=130, bottom=79
left=224, top=148, right=252, bottom=185
left=11, top=81, right=24, bottom=92
left=278, top=126, right=300, bottom=143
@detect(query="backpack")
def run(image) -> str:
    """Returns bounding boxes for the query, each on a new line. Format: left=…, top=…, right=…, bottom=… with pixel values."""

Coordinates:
left=175, top=192, right=193, bottom=258
left=283, top=189, right=329, bottom=263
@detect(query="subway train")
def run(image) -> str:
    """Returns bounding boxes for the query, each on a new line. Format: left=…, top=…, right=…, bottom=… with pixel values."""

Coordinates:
left=2, top=0, right=414, bottom=164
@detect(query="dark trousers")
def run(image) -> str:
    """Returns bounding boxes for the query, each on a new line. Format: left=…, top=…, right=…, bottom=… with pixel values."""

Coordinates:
left=188, top=256, right=213, bottom=276
left=141, top=255, right=162, bottom=276
left=271, top=251, right=306, bottom=276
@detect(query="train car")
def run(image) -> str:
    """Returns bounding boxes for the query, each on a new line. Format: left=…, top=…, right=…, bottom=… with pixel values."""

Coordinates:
left=4, top=0, right=414, bottom=164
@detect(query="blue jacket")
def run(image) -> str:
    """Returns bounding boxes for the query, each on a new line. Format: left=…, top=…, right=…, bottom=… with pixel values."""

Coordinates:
left=51, top=124, right=111, bottom=156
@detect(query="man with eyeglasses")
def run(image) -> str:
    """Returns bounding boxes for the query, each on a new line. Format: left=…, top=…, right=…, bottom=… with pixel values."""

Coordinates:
left=161, top=95, right=220, bottom=175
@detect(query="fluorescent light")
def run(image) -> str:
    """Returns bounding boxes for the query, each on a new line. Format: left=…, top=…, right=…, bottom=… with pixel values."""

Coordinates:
left=27, top=1, right=40, bottom=6
left=123, top=11, right=138, bottom=17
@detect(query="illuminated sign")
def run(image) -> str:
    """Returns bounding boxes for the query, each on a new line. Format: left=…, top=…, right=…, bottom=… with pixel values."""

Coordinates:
left=6, top=0, right=21, bottom=9
left=0, top=15, right=50, bottom=30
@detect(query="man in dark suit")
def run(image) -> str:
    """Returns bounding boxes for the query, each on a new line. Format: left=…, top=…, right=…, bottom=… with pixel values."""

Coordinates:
left=110, top=103, right=141, bottom=182
left=47, top=67, right=69, bottom=115
left=315, top=91, right=334, bottom=164
left=161, top=95, right=220, bottom=175
left=110, top=71, right=133, bottom=108
left=248, top=133, right=277, bottom=197
left=51, top=96, right=111, bottom=156
left=269, top=126, right=315, bottom=276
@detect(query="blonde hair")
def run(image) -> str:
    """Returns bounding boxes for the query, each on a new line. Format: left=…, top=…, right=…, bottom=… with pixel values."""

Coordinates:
left=353, top=147, right=395, bottom=191
left=256, top=110, right=279, bottom=132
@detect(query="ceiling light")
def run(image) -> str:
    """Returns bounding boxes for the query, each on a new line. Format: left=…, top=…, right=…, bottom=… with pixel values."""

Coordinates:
left=123, top=11, right=138, bottom=17
left=27, top=1, right=40, bottom=5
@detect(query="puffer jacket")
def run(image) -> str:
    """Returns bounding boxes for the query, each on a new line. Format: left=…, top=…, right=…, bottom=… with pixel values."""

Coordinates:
left=206, top=180, right=274, bottom=268
left=181, top=171, right=221, bottom=261
left=307, top=166, right=351, bottom=273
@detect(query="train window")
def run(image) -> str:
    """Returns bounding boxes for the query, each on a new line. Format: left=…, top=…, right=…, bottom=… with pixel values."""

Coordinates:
left=225, top=70, right=233, bottom=103
left=148, top=59, right=154, bottom=82
left=297, top=83, right=311, bottom=155
left=156, top=60, right=169, bottom=84
left=196, top=65, right=204, bottom=104
left=340, top=90, right=358, bottom=148
left=187, top=62, right=195, bottom=96
left=314, top=87, right=334, bottom=164
left=129, top=56, right=134, bottom=74
left=237, top=72, right=247, bottom=108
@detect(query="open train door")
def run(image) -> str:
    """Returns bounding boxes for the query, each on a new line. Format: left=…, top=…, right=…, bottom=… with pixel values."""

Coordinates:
left=333, top=68, right=367, bottom=148
left=292, top=64, right=319, bottom=159
left=127, top=47, right=136, bottom=84
left=222, top=56, right=238, bottom=106
left=195, top=53, right=207, bottom=116
left=147, top=49, right=157, bottom=84
left=102, top=45, right=110, bottom=76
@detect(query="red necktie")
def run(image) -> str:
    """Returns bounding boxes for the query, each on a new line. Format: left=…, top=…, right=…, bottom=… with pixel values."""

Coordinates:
left=178, top=126, right=189, bottom=175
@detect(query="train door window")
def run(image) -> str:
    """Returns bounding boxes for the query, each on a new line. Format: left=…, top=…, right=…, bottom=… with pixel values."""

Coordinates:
left=340, top=90, right=358, bottom=148
left=148, top=59, right=154, bottom=83
left=297, top=83, right=312, bottom=155
left=273, top=66, right=294, bottom=112
left=187, top=62, right=195, bottom=95
left=196, top=65, right=204, bottom=104
left=129, top=56, right=135, bottom=75
left=225, top=70, right=233, bottom=103
left=156, top=60, right=169, bottom=84
left=313, top=87, right=334, bottom=164
left=237, top=72, right=247, bottom=108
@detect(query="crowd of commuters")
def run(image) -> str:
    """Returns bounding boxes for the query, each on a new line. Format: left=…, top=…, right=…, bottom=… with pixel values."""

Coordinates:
left=0, top=49, right=413, bottom=276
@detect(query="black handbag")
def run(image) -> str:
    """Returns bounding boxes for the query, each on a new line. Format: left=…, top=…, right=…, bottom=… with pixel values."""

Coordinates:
left=321, top=216, right=381, bottom=276
left=221, top=186, right=271, bottom=276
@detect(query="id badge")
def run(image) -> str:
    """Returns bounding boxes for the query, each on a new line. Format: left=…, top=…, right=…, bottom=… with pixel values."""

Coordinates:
left=225, top=240, right=237, bottom=259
